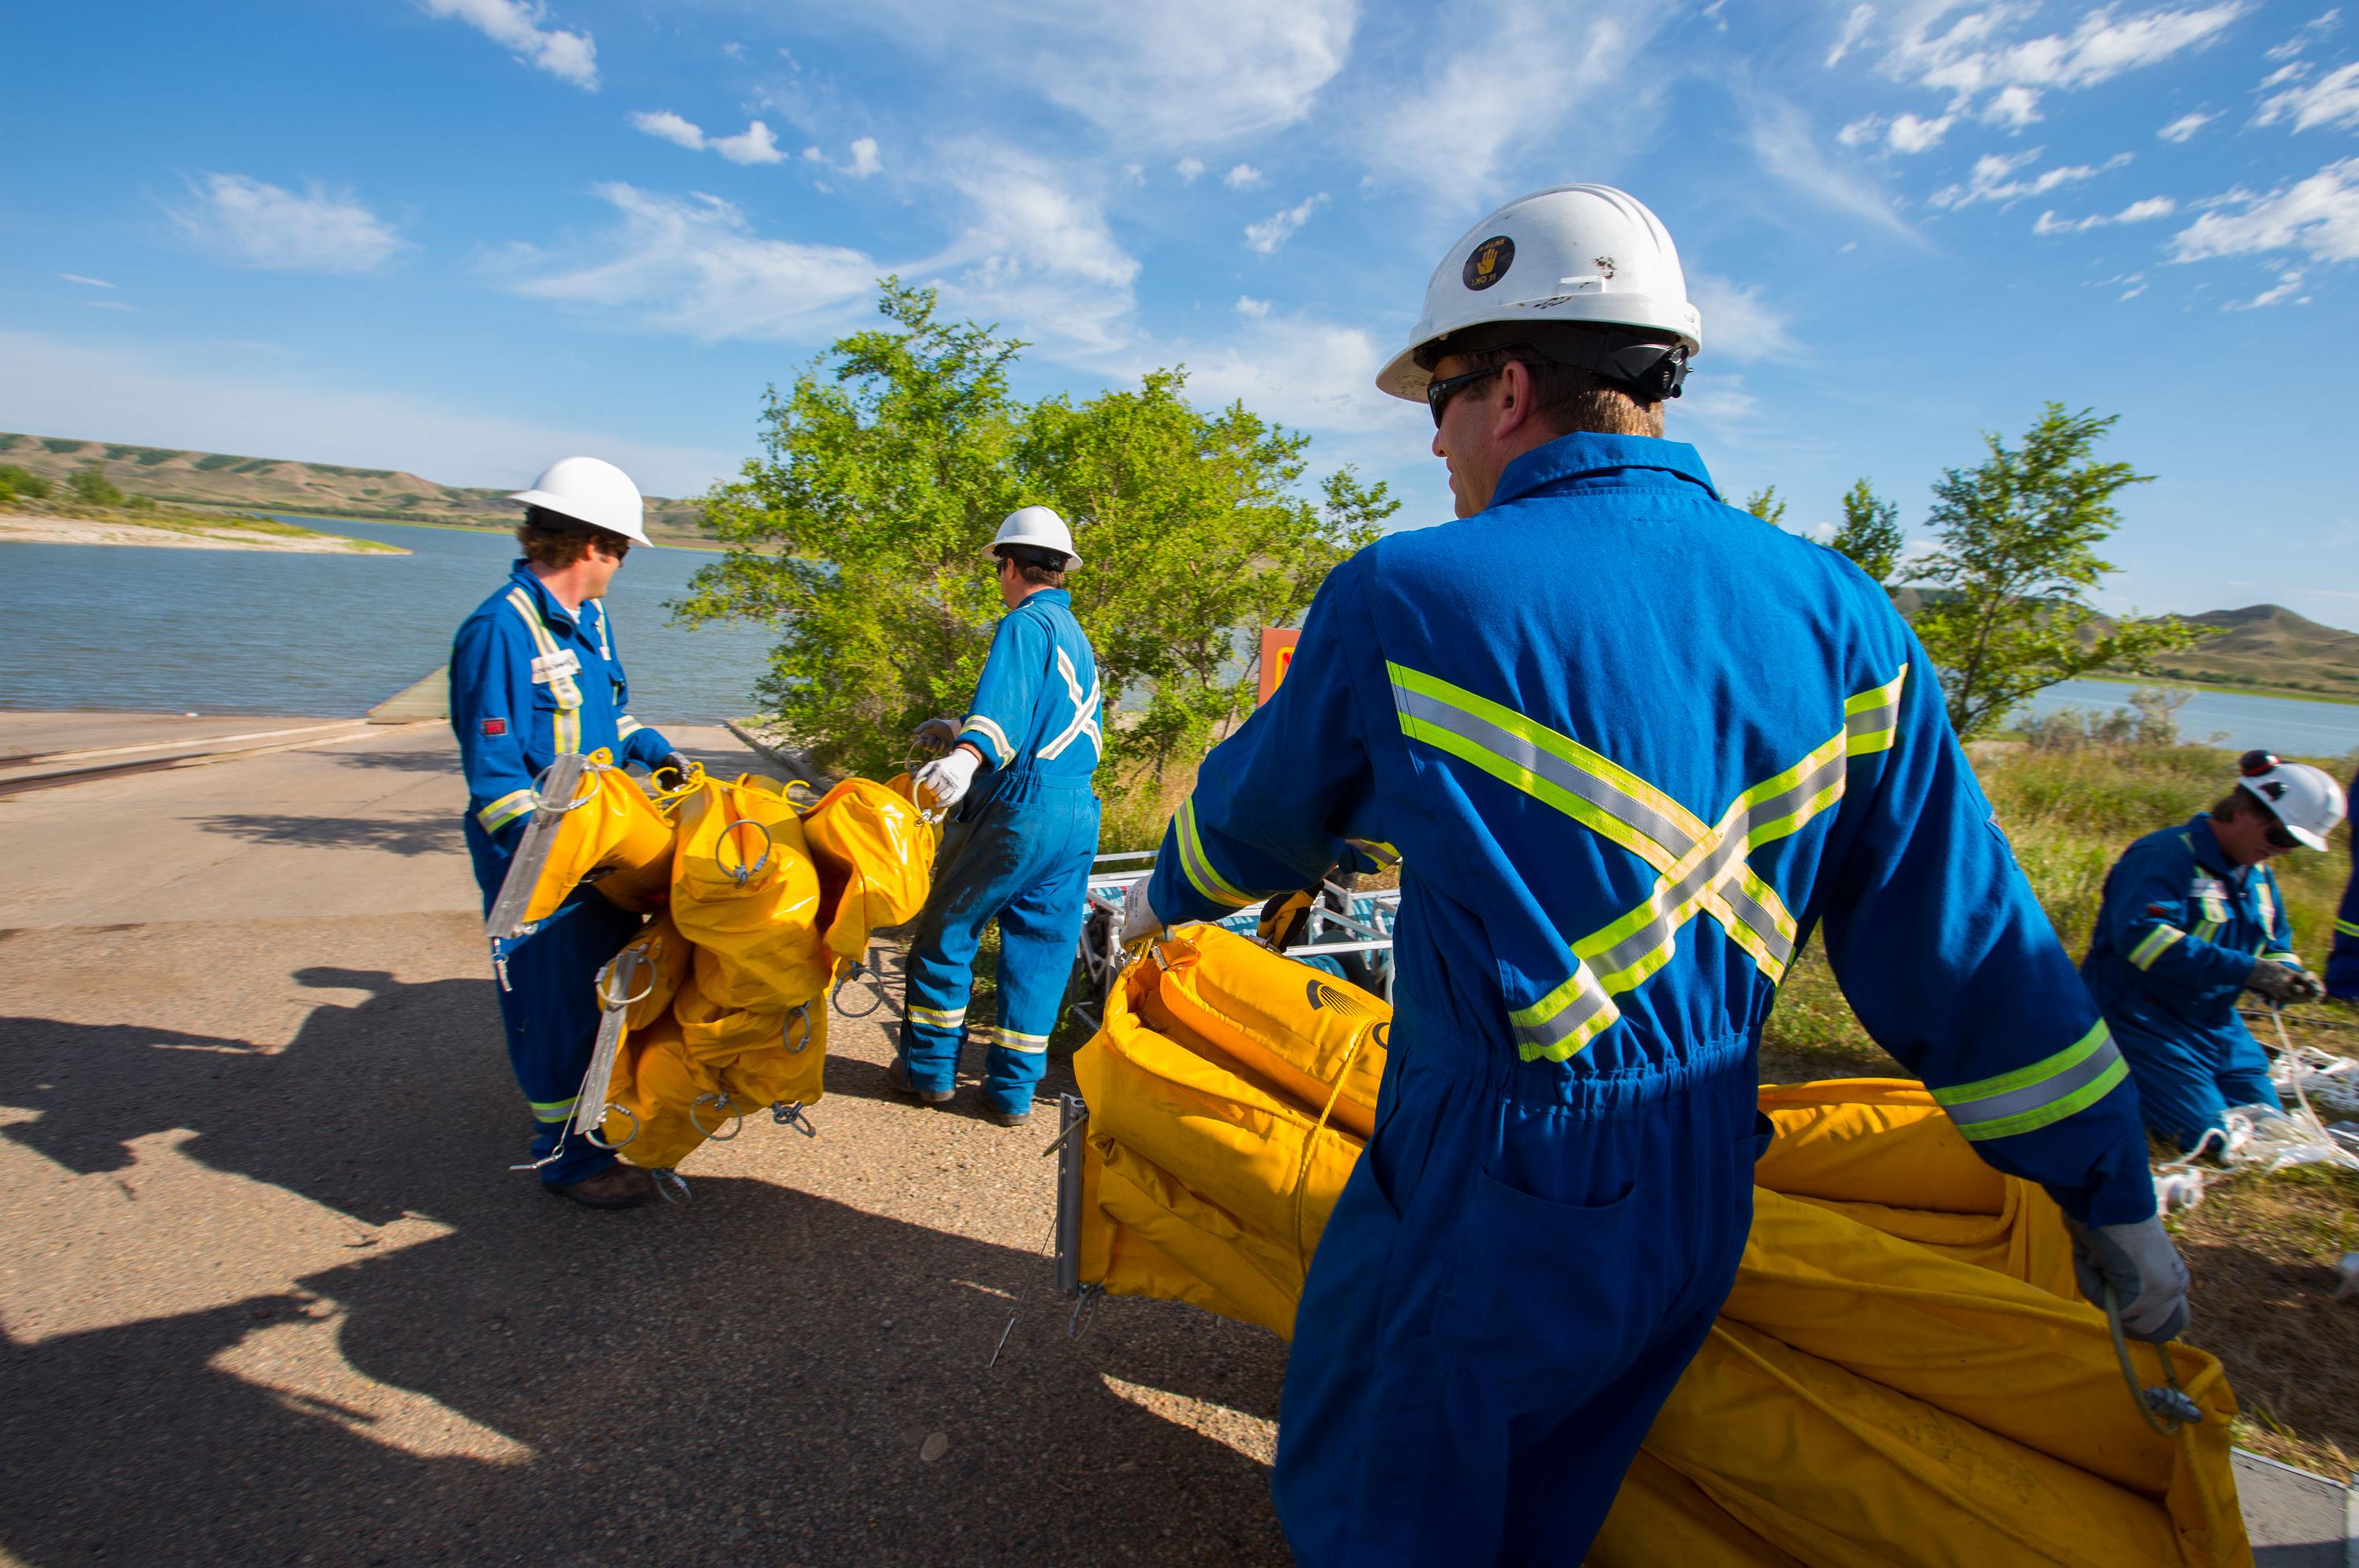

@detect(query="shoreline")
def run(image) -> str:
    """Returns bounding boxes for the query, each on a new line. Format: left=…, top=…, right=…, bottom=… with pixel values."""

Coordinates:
left=2063, top=671, right=2359, bottom=710
left=0, top=511, right=406, bottom=555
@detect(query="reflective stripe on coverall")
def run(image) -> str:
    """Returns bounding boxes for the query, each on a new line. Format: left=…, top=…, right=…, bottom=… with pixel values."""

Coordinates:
left=900, top=587, right=1103, bottom=1116
left=2330, top=767, right=2359, bottom=1000
left=1144, top=432, right=2158, bottom=1568
left=451, top=561, right=673, bottom=1184
left=2082, top=814, right=2296, bottom=1151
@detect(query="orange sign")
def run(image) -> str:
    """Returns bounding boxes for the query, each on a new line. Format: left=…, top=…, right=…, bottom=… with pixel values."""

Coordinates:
left=1257, top=628, right=1300, bottom=705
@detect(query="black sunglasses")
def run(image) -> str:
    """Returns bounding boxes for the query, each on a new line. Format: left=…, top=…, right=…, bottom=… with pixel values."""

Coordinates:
left=1425, top=365, right=1504, bottom=427
left=2263, top=822, right=2299, bottom=851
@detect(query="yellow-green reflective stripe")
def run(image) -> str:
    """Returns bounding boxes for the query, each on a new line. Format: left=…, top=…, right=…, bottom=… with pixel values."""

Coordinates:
left=1386, top=663, right=1800, bottom=968
left=908, top=1005, right=967, bottom=1031
left=528, top=1095, right=578, bottom=1121
left=1841, top=665, right=1908, bottom=756
left=2338, top=918, right=2359, bottom=939
left=1508, top=960, right=1621, bottom=1060
left=1934, top=1022, right=2125, bottom=1141
left=616, top=715, right=643, bottom=738
left=2129, top=924, right=2185, bottom=970
left=1176, top=796, right=1257, bottom=908
left=963, top=714, right=1014, bottom=767
left=508, top=589, right=580, bottom=754
left=2192, top=919, right=2222, bottom=944
left=2260, top=952, right=2301, bottom=967
left=478, top=788, right=536, bottom=833
left=994, top=1028, right=1050, bottom=1055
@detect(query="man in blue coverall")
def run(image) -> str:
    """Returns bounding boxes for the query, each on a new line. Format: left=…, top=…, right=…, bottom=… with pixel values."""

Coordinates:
left=450, top=456, right=690, bottom=1208
left=2083, top=751, right=2345, bottom=1151
left=1121, top=185, right=2186, bottom=1566
left=2331, top=764, right=2359, bottom=1001
left=891, top=506, right=1102, bottom=1127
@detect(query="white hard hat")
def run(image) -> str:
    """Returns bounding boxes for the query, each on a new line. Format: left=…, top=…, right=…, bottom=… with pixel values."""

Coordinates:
left=508, top=456, right=650, bottom=548
left=992, top=504, right=1080, bottom=569
left=2237, top=752, right=2348, bottom=851
left=1376, top=184, right=1703, bottom=404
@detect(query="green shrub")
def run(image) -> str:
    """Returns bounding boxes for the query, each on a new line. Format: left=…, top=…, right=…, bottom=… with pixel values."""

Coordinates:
left=42, top=438, right=83, bottom=455
left=0, top=464, right=51, bottom=500
left=66, top=466, right=125, bottom=506
left=193, top=453, right=245, bottom=472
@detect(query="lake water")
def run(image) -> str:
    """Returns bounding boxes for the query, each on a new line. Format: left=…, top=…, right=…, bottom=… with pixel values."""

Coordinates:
left=0, top=516, right=777, bottom=721
left=2013, top=680, right=2359, bottom=758
left=4, top=520, right=2356, bottom=758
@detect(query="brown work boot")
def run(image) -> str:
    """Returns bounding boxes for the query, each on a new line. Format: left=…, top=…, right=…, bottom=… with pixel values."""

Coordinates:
left=545, top=1164, right=653, bottom=1210
left=887, top=1058, right=954, bottom=1106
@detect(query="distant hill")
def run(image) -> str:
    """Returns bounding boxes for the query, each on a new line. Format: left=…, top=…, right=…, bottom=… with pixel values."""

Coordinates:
left=0, top=431, right=712, bottom=542
left=1885, top=588, right=2358, bottom=702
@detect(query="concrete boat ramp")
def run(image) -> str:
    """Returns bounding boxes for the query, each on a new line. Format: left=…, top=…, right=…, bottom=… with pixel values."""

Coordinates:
left=0, top=709, right=2350, bottom=1566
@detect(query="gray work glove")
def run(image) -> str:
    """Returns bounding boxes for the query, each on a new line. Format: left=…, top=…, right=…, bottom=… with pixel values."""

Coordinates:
left=911, top=717, right=961, bottom=758
left=1121, top=885, right=1165, bottom=948
left=652, top=750, right=695, bottom=790
left=2247, top=958, right=2327, bottom=1005
left=2065, top=1215, right=2191, bottom=1342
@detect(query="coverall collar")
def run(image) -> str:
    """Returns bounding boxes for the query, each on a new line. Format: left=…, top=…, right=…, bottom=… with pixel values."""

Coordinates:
left=508, top=558, right=580, bottom=631
left=1016, top=587, right=1072, bottom=612
left=2181, top=814, right=2249, bottom=883
left=1489, top=431, right=1724, bottom=510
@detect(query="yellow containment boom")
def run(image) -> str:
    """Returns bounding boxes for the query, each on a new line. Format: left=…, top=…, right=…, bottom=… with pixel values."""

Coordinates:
left=1059, top=925, right=2252, bottom=1568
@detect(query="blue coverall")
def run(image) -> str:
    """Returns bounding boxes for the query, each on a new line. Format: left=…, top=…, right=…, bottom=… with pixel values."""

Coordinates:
left=2329, top=768, right=2358, bottom=1001
left=2082, top=814, right=2301, bottom=1151
left=899, top=587, right=1103, bottom=1117
left=451, top=562, right=673, bottom=1186
left=1144, top=432, right=2159, bottom=1568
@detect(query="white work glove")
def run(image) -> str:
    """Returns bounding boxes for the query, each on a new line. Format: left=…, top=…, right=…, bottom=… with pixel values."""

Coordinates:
left=1120, top=886, right=1164, bottom=948
left=913, top=747, right=980, bottom=811
left=2246, top=958, right=2327, bottom=1005
left=2065, top=1215, right=2191, bottom=1343
left=911, top=717, right=961, bottom=758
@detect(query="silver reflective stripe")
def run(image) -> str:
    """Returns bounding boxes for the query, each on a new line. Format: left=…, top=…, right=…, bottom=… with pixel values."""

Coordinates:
left=1937, top=1024, right=2126, bottom=1142
left=1510, top=966, right=1619, bottom=1056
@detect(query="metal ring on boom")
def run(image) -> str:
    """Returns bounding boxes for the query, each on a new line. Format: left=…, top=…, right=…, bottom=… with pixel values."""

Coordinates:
left=715, top=816, right=774, bottom=887
left=785, top=1001, right=813, bottom=1054
left=594, top=948, right=656, bottom=1010
left=689, top=1093, right=744, bottom=1141
left=530, top=757, right=603, bottom=814
left=650, top=1168, right=691, bottom=1205
left=584, top=1103, right=638, bottom=1151
left=833, top=961, right=885, bottom=1018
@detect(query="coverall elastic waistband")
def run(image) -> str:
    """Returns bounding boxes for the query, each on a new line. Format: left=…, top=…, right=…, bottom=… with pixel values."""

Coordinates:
left=1399, top=1019, right=1754, bottom=1119
left=985, top=770, right=1097, bottom=807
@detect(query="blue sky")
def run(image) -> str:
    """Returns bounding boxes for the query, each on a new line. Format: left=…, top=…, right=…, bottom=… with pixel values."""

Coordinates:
left=3, top=0, right=2354, bottom=626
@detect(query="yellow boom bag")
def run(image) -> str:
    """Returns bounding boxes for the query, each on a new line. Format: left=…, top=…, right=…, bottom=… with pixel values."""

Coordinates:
left=669, top=773, right=833, bottom=1010
left=801, top=775, right=939, bottom=968
left=1065, top=925, right=2252, bottom=1568
left=515, top=749, right=680, bottom=924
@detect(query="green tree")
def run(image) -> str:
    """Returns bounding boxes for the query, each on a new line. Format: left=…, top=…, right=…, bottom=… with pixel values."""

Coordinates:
left=1826, top=477, right=1905, bottom=584
left=1741, top=485, right=1787, bottom=529
left=1910, top=404, right=2205, bottom=740
left=0, top=464, right=47, bottom=502
left=679, top=281, right=1392, bottom=780
left=67, top=465, right=125, bottom=507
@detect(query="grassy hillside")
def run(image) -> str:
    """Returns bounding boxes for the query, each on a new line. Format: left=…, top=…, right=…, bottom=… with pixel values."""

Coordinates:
left=1887, top=588, right=2358, bottom=702
left=0, top=431, right=712, bottom=542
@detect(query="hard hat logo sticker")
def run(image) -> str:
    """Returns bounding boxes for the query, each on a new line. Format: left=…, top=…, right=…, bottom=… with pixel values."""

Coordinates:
left=1463, top=234, right=1515, bottom=291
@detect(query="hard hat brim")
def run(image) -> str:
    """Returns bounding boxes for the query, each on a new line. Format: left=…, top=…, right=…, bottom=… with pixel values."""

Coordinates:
left=507, top=488, right=653, bottom=548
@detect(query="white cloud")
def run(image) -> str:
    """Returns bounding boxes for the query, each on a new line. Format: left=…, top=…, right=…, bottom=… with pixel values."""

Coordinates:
left=57, top=273, right=115, bottom=288
left=2170, top=156, right=2359, bottom=263
left=0, top=328, right=733, bottom=496
left=1686, top=273, right=1799, bottom=362
left=86, top=299, right=136, bottom=312
left=2031, top=195, right=2177, bottom=232
left=711, top=121, right=785, bottom=165
left=500, top=184, right=880, bottom=342
left=1368, top=1, right=1672, bottom=199
left=1878, top=2, right=2249, bottom=120
left=1982, top=84, right=2043, bottom=127
left=170, top=174, right=406, bottom=273
left=632, top=112, right=788, bottom=166
left=2266, top=8, right=2342, bottom=60
left=1223, top=163, right=1264, bottom=189
left=629, top=110, right=706, bottom=150
left=847, top=137, right=882, bottom=178
left=2255, top=61, right=2359, bottom=131
left=419, top=0, right=597, bottom=90
left=2259, top=60, right=2312, bottom=88
left=1930, top=149, right=2132, bottom=209
left=2159, top=108, right=2220, bottom=140
left=1827, top=2, right=1876, bottom=67
left=1243, top=193, right=1327, bottom=255
left=927, top=143, right=1141, bottom=354
left=1151, top=309, right=1417, bottom=439
left=1745, top=95, right=1922, bottom=241
left=835, top=0, right=1354, bottom=147
left=1176, top=157, right=1206, bottom=184
left=2225, top=268, right=2310, bottom=308
left=1837, top=114, right=1884, bottom=146
left=1234, top=296, right=1272, bottom=318
left=1886, top=110, right=1954, bottom=151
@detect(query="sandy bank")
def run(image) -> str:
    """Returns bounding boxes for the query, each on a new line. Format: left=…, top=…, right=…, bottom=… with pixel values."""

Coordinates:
left=0, top=512, right=404, bottom=554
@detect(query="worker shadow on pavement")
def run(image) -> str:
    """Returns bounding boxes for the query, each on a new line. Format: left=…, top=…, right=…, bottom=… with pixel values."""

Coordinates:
left=187, top=811, right=462, bottom=857
left=0, top=966, right=1292, bottom=1568
left=323, top=746, right=466, bottom=774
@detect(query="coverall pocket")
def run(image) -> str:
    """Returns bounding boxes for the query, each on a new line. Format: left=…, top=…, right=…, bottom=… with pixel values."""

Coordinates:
left=1436, top=1166, right=1643, bottom=1410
